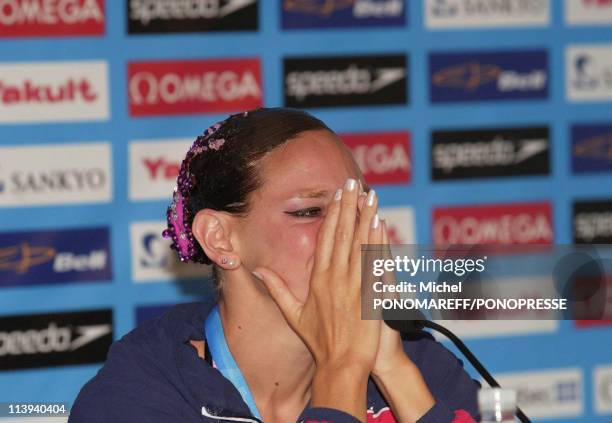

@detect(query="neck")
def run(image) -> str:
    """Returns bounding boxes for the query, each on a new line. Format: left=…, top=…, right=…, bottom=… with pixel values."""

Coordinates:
left=218, top=273, right=315, bottom=418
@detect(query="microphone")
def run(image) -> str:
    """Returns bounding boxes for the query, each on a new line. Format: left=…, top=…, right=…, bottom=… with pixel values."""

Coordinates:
left=383, top=315, right=531, bottom=423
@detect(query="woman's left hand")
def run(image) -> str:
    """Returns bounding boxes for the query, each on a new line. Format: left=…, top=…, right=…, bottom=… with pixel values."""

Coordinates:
left=355, top=193, right=409, bottom=376
left=357, top=195, right=436, bottom=421
left=370, top=218, right=410, bottom=378
left=372, top=303, right=407, bottom=377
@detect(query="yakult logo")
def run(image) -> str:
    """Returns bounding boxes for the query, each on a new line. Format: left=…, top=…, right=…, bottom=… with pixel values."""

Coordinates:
left=0, top=60, right=108, bottom=124
left=128, top=58, right=262, bottom=117
left=341, top=131, right=411, bottom=185
left=129, top=139, right=191, bottom=201
left=0, top=0, right=105, bottom=37
left=433, top=202, right=553, bottom=245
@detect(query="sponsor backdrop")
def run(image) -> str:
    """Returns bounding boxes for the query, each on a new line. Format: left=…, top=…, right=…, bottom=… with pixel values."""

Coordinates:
left=0, top=1, right=611, bottom=421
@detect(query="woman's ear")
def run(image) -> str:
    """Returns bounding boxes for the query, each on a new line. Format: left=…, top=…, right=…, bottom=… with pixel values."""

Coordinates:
left=191, top=209, right=241, bottom=270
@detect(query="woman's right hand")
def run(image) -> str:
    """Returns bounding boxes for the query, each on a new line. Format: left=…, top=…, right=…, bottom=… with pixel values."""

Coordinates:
left=252, top=177, right=383, bottom=421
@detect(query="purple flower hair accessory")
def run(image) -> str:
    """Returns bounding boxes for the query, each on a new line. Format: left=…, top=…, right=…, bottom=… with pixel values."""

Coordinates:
left=161, top=119, right=228, bottom=263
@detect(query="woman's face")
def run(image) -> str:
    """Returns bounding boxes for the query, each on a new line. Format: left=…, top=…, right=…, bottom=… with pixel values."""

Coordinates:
left=235, top=129, right=366, bottom=303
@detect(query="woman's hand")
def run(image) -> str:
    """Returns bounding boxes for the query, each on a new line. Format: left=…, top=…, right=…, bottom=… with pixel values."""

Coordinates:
left=364, top=220, right=436, bottom=422
left=371, top=219, right=408, bottom=377
left=252, top=177, right=383, bottom=422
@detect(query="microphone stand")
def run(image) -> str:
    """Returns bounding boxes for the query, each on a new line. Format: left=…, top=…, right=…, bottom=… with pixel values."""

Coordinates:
left=385, top=319, right=531, bottom=423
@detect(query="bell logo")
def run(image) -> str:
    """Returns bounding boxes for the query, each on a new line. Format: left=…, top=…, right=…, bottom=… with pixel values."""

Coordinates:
left=128, top=58, right=262, bottom=116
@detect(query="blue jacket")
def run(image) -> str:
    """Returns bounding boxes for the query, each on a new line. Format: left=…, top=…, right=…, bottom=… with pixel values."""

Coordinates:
left=69, top=301, right=481, bottom=422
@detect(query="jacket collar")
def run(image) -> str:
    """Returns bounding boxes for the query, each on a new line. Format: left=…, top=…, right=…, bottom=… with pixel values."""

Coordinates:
left=168, top=300, right=385, bottom=421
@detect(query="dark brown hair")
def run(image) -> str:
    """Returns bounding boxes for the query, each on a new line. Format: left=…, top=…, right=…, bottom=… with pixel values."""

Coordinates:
left=186, top=107, right=333, bottom=288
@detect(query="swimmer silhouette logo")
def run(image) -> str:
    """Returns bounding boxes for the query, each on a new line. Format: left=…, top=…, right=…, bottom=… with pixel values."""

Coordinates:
left=571, top=124, right=612, bottom=174
left=281, top=0, right=405, bottom=29
left=0, top=227, right=112, bottom=288
left=430, top=50, right=548, bottom=102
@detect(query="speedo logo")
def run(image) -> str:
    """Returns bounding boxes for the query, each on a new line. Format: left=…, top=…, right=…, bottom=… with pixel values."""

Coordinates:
left=284, top=54, right=407, bottom=108
left=0, top=309, right=113, bottom=370
left=286, top=64, right=404, bottom=100
left=573, top=200, right=612, bottom=244
left=0, top=322, right=111, bottom=356
left=431, top=127, right=549, bottom=180
left=129, top=0, right=256, bottom=25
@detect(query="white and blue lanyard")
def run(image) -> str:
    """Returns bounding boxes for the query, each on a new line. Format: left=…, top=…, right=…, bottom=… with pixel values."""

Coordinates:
left=204, top=304, right=263, bottom=420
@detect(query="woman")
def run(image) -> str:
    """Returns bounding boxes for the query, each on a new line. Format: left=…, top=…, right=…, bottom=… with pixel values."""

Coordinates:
left=70, top=108, right=479, bottom=423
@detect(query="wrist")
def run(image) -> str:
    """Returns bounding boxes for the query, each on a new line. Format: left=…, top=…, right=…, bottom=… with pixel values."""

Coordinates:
left=371, top=356, right=436, bottom=422
left=314, top=361, right=371, bottom=382
left=311, top=363, right=369, bottom=423
left=371, top=349, right=412, bottom=379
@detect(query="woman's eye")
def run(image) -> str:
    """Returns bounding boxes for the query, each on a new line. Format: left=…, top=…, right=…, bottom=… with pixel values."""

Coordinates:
left=286, top=207, right=322, bottom=218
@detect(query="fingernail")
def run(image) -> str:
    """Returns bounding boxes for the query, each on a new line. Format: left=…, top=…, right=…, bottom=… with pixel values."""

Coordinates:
left=345, top=178, right=357, bottom=191
left=334, top=188, right=343, bottom=201
left=371, top=213, right=380, bottom=229
left=366, top=189, right=376, bottom=207
left=252, top=271, right=263, bottom=281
